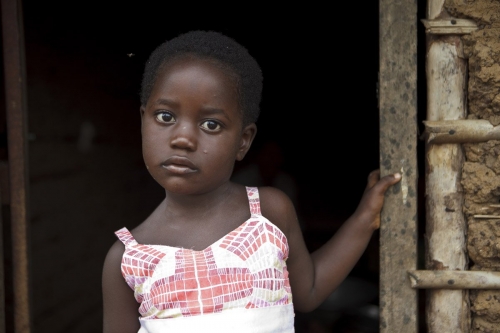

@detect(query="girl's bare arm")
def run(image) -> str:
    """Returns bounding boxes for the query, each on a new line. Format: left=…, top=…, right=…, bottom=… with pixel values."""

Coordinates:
left=261, top=170, right=401, bottom=312
left=102, top=241, right=141, bottom=333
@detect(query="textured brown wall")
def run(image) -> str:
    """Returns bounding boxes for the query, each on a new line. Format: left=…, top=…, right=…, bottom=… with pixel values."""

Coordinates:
left=445, top=0, right=500, bottom=331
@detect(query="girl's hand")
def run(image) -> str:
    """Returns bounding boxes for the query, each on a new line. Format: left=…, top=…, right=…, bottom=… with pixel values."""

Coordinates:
left=355, top=169, right=401, bottom=230
left=283, top=169, right=401, bottom=311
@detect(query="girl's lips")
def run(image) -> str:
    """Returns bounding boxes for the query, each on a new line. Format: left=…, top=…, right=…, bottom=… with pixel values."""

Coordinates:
left=162, top=164, right=197, bottom=174
left=161, top=156, right=198, bottom=174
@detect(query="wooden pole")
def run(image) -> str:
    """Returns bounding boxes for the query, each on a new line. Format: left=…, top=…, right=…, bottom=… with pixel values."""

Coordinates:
left=1, top=0, right=31, bottom=332
left=378, top=0, right=418, bottom=331
left=0, top=197, right=4, bottom=333
left=421, top=19, right=478, bottom=35
left=0, top=162, right=8, bottom=332
left=423, top=119, right=500, bottom=144
left=408, top=270, right=500, bottom=289
left=424, top=0, right=470, bottom=331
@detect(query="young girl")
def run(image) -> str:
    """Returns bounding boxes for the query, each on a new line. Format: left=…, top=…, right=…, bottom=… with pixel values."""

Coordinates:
left=102, top=30, right=401, bottom=333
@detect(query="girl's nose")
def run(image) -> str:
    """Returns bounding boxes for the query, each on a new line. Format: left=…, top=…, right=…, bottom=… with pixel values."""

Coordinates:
left=170, top=124, right=197, bottom=151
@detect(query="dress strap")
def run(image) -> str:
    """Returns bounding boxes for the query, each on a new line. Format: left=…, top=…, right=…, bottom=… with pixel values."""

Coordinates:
left=114, top=227, right=138, bottom=246
left=245, top=186, right=261, bottom=216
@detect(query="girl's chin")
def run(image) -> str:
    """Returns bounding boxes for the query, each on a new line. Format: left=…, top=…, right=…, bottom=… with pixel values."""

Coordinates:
left=161, top=181, right=232, bottom=196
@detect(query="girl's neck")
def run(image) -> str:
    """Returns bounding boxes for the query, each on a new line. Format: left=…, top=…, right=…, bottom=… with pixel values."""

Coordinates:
left=163, top=181, right=235, bottom=219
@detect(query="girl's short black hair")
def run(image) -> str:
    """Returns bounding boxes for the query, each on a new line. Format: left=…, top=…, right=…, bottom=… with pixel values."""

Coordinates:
left=140, top=30, right=263, bottom=126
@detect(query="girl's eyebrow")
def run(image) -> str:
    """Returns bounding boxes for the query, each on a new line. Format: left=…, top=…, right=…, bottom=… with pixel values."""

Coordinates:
left=153, top=98, right=231, bottom=119
left=154, top=98, right=178, bottom=107
left=200, top=107, right=229, bottom=118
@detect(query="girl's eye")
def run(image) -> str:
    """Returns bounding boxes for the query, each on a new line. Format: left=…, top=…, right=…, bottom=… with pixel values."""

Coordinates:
left=155, top=112, right=175, bottom=124
left=200, top=120, right=222, bottom=132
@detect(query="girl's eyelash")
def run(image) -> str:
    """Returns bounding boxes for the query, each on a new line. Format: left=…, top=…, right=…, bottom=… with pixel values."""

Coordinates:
left=155, top=111, right=175, bottom=124
left=200, top=119, right=223, bottom=132
left=153, top=112, right=223, bottom=131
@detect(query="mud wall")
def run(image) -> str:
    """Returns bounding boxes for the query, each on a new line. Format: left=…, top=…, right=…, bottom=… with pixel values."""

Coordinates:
left=444, top=0, right=500, bottom=332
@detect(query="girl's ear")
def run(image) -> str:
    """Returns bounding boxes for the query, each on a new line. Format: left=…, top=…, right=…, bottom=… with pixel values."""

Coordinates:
left=236, top=123, right=257, bottom=161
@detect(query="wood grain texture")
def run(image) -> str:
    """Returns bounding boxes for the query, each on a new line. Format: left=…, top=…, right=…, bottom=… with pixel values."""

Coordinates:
left=1, top=0, right=32, bottom=332
left=425, top=35, right=470, bottom=333
left=379, top=0, right=419, bottom=331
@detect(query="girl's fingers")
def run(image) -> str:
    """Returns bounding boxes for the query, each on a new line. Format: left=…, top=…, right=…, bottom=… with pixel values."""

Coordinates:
left=365, top=170, right=401, bottom=194
left=376, top=172, right=402, bottom=193
left=366, top=169, right=381, bottom=189
left=366, top=169, right=401, bottom=192
left=357, top=170, right=401, bottom=230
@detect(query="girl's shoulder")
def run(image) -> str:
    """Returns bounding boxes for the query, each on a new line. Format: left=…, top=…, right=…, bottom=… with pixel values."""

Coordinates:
left=257, top=186, right=299, bottom=237
left=103, top=237, right=125, bottom=263
left=103, top=218, right=150, bottom=278
left=104, top=203, right=162, bottom=265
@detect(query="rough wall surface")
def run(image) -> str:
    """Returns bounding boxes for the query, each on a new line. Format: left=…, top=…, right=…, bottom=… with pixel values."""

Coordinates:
left=445, top=0, right=500, bottom=331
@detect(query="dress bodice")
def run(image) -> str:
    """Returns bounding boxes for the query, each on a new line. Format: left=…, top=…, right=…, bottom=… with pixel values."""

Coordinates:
left=115, top=187, right=294, bottom=332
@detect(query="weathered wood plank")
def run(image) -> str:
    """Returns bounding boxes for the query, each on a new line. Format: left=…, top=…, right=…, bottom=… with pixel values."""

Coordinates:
left=408, top=270, right=500, bottom=289
left=425, top=35, right=469, bottom=333
left=0, top=200, right=4, bottom=333
left=423, top=119, right=500, bottom=144
left=379, top=0, right=419, bottom=331
left=1, top=0, right=32, bottom=332
left=421, top=19, right=478, bottom=35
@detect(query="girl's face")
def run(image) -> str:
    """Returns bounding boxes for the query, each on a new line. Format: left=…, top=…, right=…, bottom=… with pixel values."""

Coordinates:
left=141, top=57, right=256, bottom=195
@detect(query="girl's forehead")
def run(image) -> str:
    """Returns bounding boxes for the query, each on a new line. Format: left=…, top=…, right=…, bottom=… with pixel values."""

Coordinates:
left=148, top=58, right=242, bottom=118
left=155, top=59, right=237, bottom=96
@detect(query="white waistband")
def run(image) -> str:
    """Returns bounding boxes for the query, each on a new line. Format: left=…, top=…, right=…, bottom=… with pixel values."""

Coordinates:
left=138, top=304, right=295, bottom=333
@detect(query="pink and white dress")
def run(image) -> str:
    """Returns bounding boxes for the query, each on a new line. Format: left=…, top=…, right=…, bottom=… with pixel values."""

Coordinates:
left=115, top=187, right=295, bottom=332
